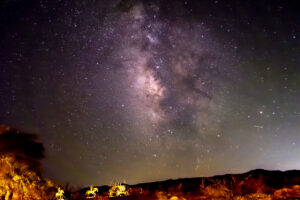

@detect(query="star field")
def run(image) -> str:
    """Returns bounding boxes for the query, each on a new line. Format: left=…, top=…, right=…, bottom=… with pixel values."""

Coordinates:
left=0, top=0, right=300, bottom=186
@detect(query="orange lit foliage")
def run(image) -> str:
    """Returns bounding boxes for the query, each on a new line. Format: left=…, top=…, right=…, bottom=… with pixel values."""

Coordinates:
left=138, top=176, right=300, bottom=200
left=0, top=154, right=55, bottom=200
left=273, top=185, right=300, bottom=199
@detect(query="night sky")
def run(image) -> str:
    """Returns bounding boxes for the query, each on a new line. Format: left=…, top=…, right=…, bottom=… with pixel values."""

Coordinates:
left=1, top=0, right=300, bottom=186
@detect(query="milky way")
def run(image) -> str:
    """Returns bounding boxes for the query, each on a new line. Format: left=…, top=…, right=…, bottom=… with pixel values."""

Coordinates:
left=0, top=0, right=300, bottom=186
left=101, top=2, right=237, bottom=182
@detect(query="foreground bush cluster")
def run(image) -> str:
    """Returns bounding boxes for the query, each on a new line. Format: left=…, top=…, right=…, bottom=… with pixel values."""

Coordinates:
left=0, top=154, right=56, bottom=200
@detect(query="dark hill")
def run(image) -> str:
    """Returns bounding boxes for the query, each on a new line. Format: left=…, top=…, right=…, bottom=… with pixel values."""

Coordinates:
left=70, top=169, right=300, bottom=200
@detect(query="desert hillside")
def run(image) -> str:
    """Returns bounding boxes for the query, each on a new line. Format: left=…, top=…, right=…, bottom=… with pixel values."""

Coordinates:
left=68, top=169, right=300, bottom=200
left=1, top=125, right=300, bottom=200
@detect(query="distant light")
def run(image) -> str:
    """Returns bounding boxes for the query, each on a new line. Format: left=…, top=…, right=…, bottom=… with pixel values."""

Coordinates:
left=254, top=125, right=263, bottom=129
